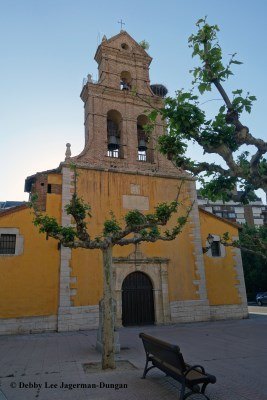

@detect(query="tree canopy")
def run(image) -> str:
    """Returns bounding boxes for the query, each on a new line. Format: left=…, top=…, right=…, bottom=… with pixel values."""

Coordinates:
left=221, top=223, right=267, bottom=261
left=146, top=17, right=267, bottom=203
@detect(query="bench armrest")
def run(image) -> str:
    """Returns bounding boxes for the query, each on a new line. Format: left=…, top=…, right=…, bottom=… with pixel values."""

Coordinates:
left=184, top=364, right=205, bottom=377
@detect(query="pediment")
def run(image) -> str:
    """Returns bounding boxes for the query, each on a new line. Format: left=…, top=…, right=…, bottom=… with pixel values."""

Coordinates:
left=95, top=31, right=152, bottom=63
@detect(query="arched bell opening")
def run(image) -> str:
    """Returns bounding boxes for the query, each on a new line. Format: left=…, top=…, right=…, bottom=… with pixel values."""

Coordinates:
left=107, top=110, right=123, bottom=158
left=137, top=115, right=153, bottom=162
left=121, top=271, right=155, bottom=326
left=120, top=71, right=132, bottom=91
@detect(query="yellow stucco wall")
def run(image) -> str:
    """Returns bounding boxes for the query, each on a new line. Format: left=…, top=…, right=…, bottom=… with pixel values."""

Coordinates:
left=48, top=173, right=62, bottom=185
left=70, top=168, right=199, bottom=307
left=199, top=209, right=241, bottom=306
left=0, top=176, right=61, bottom=318
left=0, top=167, right=243, bottom=319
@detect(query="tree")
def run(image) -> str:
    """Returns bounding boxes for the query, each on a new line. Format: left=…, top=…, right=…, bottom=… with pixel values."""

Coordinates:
left=144, top=17, right=267, bottom=203
left=30, top=166, right=192, bottom=370
left=220, top=223, right=267, bottom=261
left=242, top=248, right=267, bottom=301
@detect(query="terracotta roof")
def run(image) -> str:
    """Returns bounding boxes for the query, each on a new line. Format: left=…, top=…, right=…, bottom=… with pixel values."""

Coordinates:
left=0, top=204, right=28, bottom=217
left=198, top=206, right=241, bottom=229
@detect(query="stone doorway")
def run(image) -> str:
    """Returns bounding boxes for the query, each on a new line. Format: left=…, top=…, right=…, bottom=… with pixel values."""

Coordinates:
left=122, top=271, right=155, bottom=326
left=113, top=250, right=171, bottom=327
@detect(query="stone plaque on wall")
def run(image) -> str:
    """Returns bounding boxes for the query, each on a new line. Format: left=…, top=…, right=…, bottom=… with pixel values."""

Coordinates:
left=130, top=184, right=140, bottom=195
left=122, top=195, right=149, bottom=211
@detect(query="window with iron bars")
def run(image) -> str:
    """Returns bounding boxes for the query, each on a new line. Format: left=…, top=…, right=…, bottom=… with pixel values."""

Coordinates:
left=107, top=149, right=119, bottom=158
left=0, top=234, right=16, bottom=255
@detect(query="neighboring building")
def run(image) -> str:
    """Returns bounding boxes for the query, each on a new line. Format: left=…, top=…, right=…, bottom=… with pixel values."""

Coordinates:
left=0, top=201, right=26, bottom=212
left=197, top=191, right=266, bottom=226
left=0, top=31, right=248, bottom=335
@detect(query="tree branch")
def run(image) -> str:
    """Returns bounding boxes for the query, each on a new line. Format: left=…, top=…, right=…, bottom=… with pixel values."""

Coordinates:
left=212, top=78, right=232, bottom=109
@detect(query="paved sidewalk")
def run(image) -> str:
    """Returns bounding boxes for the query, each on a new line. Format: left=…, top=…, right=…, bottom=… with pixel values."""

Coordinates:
left=0, top=313, right=267, bottom=400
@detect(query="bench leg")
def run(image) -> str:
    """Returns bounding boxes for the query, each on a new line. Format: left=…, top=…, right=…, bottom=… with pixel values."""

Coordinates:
left=200, top=383, right=211, bottom=400
left=142, top=364, right=156, bottom=379
left=179, top=381, right=186, bottom=400
left=141, top=357, right=157, bottom=379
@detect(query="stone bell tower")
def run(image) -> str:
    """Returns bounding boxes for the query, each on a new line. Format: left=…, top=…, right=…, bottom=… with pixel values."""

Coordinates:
left=75, top=31, right=179, bottom=176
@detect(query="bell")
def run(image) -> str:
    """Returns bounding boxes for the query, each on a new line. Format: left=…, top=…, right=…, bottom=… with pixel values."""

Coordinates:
left=108, top=135, right=119, bottom=150
left=138, top=139, right=147, bottom=152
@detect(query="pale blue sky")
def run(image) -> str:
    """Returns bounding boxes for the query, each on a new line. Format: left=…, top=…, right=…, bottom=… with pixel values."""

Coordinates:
left=1, top=0, right=266, bottom=200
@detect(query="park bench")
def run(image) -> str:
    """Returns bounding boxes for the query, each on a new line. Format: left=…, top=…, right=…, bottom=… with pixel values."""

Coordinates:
left=139, top=333, right=216, bottom=400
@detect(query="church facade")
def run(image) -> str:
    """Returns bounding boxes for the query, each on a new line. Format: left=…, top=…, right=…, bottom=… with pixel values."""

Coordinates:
left=0, top=32, right=248, bottom=335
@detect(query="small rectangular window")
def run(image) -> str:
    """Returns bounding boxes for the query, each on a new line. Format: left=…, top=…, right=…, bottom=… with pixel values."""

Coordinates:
left=47, top=184, right=52, bottom=193
left=211, top=241, right=221, bottom=257
left=227, top=212, right=236, bottom=218
left=0, top=234, right=16, bottom=255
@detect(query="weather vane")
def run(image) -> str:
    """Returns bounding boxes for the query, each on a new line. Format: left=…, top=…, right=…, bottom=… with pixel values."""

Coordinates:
left=118, top=19, right=125, bottom=31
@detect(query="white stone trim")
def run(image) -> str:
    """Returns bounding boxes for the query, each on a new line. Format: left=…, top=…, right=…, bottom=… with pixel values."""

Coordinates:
left=0, top=315, right=57, bottom=335
left=170, top=300, right=211, bottom=323
left=188, top=181, right=208, bottom=300
left=58, top=166, right=74, bottom=328
left=231, top=236, right=248, bottom=309
left=58, top=305, right=99, bottom=331
left=0, top=228, right=24, bottom=256
left=57, top=167, right=100, bottom=333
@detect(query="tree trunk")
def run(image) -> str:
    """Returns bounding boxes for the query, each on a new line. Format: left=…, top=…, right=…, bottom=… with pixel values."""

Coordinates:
left=101, top=245, right=115, bottom=369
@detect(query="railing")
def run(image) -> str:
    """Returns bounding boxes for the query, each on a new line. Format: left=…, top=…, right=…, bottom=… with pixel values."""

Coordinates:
left=138, top=152, right=147, bottom=162
left=82, top=76, right=98, bottom=88
left=138, top=151, right=154, bottom=163
left=107, top=149, right=119, bottom=158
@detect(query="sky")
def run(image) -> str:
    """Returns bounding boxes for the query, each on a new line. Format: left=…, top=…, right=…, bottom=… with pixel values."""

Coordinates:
left=0, top=0, right=266, bottom=201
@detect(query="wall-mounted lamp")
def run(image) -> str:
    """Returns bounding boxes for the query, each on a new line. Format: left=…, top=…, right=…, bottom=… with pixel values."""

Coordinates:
left=202, top=234, right=214, bottom=254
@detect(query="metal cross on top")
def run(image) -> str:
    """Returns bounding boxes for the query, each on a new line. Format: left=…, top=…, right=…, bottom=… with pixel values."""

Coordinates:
left=118, top=19, right=125, bottom=31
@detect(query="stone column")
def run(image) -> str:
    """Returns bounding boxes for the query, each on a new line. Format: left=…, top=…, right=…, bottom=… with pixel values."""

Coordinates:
left=188, top=181, right=209, bottom=301
left=160, top=265, right=171, bottom=323
left=57, top=166, right=73, bottom=331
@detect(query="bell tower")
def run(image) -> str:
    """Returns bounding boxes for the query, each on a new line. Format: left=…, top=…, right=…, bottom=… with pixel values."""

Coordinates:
left=76, top=31, right=178, bottom=176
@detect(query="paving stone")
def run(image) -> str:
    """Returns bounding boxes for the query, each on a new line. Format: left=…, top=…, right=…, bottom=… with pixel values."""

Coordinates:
left=0, top=314, right=266, bottom=399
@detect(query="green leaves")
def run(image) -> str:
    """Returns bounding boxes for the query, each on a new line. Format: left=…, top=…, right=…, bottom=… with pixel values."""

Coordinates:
left=125, top=210, right=147, bottom=227
left=239, top=223, right=267, bottom=260
left=188, top=18, right=244, bottom=91
left=231, top=90, right=257, bottom=114
left=33, top=213, right=77, bottom=242
left=139, top=40, right=150, bottom=50
left=103, top=212, right=121, bottom=236
left=198, top=83, right=211, bottom=94
left=199, top=176, right=238, bottom=202
left=124, top=200, right=181, bottom=231
left=151, top=18, right=267, bottom=203
left=65, top=195, right=92, bottom=220
left=148, top=110, right=158, bottom=122
left=155, top=201, right=178, bottom=224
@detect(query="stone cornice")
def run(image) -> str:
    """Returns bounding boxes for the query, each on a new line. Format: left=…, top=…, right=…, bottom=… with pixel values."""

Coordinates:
left=113, top=257, right=170, bottom=264
left=60, top=161, right=195, bottom=182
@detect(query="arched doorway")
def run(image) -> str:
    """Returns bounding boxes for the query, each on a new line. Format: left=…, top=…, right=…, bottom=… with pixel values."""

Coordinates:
left=122, top=272, right=155, bottom=326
